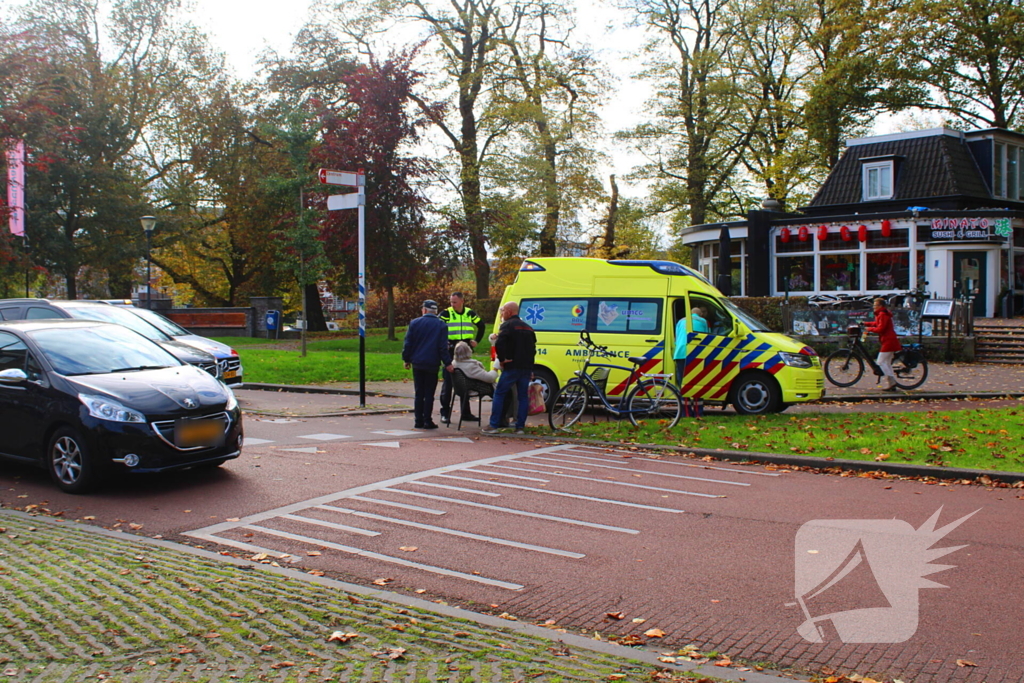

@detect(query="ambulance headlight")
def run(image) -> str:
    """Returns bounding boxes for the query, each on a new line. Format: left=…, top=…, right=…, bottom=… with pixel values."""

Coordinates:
left=779, top=352, right=813, bottom=369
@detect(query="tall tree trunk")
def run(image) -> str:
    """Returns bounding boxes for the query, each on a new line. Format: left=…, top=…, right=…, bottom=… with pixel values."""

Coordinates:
left=600, top=174, right=619, bottom=258
left=386, top=285, right=396, bottom=341
left=305, top=283, right=327, bottom=332
left=537, top=121, right=560, bottom=256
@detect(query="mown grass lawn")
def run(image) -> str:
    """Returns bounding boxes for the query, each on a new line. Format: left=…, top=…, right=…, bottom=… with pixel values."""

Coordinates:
left=217, top=333, right=492, bottom=384
left=558, top=404, right=1024, bottom=473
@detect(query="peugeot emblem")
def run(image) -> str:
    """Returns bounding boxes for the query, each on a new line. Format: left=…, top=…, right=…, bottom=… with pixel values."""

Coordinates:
left=183, top=398, right=197, bottom=409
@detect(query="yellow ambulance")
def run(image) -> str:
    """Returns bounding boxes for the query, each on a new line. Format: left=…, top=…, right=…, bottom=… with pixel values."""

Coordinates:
left=499, top=258, right=824, bottom=415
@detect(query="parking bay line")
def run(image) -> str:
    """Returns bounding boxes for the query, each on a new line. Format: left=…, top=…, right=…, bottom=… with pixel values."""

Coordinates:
left=236, top=525, right=523, bottom=590
left=565, top=445, right=784, bottom=477
left=437, top=473, right=726, bottom=499
left=517, top=455, right=750, bottom=487
left=378, top=488, right=639, bottom=534
left=315, top=505, right=586, bottom=559
left=421, top=477, right=688, bottom=513
left=348, top=495, right=447, bottom=516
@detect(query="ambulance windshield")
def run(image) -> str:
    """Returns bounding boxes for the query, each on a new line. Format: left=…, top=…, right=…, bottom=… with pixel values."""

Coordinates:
left=720, top=298, right=772, bottom=332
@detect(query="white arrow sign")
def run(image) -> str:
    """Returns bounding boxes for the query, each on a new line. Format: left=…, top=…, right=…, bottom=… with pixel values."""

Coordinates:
left=318, top=168, right=364, bottom=186
left=327, top=193, right=363, bottom=210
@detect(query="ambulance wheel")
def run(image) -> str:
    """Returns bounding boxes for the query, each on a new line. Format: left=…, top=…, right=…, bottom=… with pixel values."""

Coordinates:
left=531, top=367, right=558, bottom=410
left=731, top=373, right=781, bottom=415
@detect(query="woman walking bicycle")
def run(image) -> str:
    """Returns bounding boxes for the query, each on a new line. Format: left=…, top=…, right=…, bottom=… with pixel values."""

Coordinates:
left=865, top=297, right=900, bottom=391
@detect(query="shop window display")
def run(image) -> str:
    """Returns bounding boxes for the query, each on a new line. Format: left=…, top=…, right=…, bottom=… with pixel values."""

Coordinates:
left=867, top=252, right=910, bottom=290
left=821, top=254, right=860, bottom=291
left=779, top=255, right=814, bottom=291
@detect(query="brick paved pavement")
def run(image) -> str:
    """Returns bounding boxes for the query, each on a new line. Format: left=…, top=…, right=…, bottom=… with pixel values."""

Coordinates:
left=0, top=510, right=787, bottom=683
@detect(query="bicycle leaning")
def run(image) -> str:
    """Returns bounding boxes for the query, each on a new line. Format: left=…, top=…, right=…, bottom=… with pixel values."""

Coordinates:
left=548, top=331, right=683, bottom=431
left=823, top=324, right=929, bottom=390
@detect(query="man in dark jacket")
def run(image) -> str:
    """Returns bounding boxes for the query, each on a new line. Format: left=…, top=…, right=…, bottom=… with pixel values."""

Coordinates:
left=402, top=300, right=453, bottom=429
left=482, top=301, right=536, bottom=435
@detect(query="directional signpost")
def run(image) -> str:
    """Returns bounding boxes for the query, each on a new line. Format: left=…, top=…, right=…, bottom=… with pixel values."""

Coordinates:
left=320, top=168, right=368, bottom=407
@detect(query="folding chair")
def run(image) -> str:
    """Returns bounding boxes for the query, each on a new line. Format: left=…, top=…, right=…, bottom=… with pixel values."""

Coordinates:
left=450, top=368, right=493, bottom=430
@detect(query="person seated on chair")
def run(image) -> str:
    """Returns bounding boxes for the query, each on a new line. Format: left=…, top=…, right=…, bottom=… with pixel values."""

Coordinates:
left=451, top=341, right=498, bottom=421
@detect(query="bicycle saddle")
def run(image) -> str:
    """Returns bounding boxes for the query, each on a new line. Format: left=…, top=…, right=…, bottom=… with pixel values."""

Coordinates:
left=627, top=356, right=647, bottom=365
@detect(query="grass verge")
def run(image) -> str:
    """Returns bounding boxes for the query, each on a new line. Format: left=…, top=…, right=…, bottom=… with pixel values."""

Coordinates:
left=552, top=403, right=1024, bottom=473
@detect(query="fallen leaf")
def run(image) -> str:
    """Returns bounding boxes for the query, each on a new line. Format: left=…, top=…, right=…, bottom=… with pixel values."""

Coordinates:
left=606, top=611, right=625, bottom=620
left=631, top=618, right=646, bottom=624
left=260, top=645, right=274, bottom=652
left=956, top=660, right=977, bottom=668
left=327, top=632, right=359, bottom=643
left=874, top=453, right=890, bottom=461
left=372, top=578, right=394, bottom=586
left=644, top=628, right=665, bottom=638
left=306, top=551, right=321, bottom=556
left=270, top=661, right=295, bottom=669
left=399, top=546, right=418, bottom=552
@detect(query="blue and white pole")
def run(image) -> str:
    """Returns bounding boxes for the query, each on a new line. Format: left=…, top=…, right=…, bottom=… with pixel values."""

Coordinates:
left=358, top=171, right=367, bottom=407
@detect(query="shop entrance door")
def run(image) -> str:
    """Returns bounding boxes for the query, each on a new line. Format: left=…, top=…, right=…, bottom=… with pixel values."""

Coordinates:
left=953, top=251, right=987, bottom=317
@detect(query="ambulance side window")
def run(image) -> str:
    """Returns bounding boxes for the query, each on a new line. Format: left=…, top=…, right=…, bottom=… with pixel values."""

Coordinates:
left=689, top=297, right=733, bottom=336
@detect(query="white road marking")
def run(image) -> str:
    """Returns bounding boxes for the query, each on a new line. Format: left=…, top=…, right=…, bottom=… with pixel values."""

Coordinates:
left=316, top=505, right=586, bottom=558
left=371, top=430, right=420, bottom=436
left=438, top=472, right=725, bottom=499
left=233, top=527, right=523, bottom=590
left=380, top=488, right=640, bottom=534
left=462, top=467, right=550, bottom=483
left=244, top=438, right=274, bottom=446
left=364, top=441, right=401, bottom=448
left=281, top=447, right=320, bottom=454
left=519, top=455, right=750, bottom=486
left=349, top=495, right=447, bottom=516
left=405, top=481, right=502, bottom=497
left=566, top=445, right=784, bottom=476
left=299, top=433, right=352, bottom=441
left=434, top=437, right=474, bottom=443
left=280, top=513, right=380, bottom=536
left=423, top=476, right=688, bottom=513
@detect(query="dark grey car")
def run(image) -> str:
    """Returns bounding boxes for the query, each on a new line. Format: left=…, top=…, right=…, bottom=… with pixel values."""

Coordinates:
left=0, top=299, right=221, bottom=379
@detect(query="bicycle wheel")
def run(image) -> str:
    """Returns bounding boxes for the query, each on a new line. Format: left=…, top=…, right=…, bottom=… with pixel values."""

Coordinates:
left=824, top=349, right=864, bottom=387
left=548, top=380, right=589, bottom=431
left=892, top=356, right=928, bottom=390
left=625, top=378, right=683, bottom=428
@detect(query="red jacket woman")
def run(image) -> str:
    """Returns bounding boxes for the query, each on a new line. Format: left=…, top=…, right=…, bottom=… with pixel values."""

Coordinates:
left=865, top=301, right=902, bottom=352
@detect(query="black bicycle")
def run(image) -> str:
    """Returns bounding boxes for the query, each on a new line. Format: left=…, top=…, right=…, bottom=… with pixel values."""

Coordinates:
left=824, top=324, right=929, bottom=390
left=548, top=331, right=683, bottom=430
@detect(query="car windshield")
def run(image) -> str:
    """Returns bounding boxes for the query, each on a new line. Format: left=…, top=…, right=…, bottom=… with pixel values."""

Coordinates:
left=29, top=325, right=180, bottom=376
left=63, top=305, right=171, bottom=342
left=720, top=298, right=773, bottom=333
left=130, top=307, right=189, bottom=336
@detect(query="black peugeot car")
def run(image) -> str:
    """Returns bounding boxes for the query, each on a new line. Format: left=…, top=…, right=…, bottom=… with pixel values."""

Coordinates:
left=0, top=319, right=243, bottom=493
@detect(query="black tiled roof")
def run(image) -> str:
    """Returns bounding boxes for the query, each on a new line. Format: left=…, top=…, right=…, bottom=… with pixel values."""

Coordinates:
left=807, top=133, right=992, bottom=209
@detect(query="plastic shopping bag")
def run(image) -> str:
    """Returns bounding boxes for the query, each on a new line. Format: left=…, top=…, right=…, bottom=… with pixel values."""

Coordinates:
left=527, top=382, right=546, bottom=415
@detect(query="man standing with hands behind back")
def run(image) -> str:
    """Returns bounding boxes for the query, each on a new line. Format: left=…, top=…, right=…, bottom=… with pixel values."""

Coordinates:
left=482, top=301, right=536, bottom=435
left=439, top=292, right=485, bottom=423
left=402, top=300, right=453, bottom=429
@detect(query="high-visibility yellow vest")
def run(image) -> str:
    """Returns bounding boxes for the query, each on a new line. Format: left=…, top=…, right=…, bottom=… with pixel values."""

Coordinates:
left=441, top=307, right=480, bottom=341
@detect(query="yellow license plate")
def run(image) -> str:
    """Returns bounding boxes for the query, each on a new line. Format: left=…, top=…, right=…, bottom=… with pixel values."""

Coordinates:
left=175, top=419, right=224, bottom=448
left=223, top=370, right=237, bottom=379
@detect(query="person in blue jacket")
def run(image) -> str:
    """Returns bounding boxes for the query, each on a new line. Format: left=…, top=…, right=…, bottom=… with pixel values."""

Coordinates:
left=402, top=300, right=454, bottom=429
left=673, top=305, right=709, bottom=385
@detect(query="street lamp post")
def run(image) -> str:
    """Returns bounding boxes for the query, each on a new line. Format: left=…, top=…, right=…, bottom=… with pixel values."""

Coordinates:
left=140, top=216, right=156, bottom=309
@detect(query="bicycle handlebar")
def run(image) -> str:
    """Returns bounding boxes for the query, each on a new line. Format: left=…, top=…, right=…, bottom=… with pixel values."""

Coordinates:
left=578, top=331, right=609, bottom=354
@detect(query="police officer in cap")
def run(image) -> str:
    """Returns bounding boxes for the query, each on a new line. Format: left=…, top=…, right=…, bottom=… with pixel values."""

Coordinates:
left=439, top=292, right=485, bottom=423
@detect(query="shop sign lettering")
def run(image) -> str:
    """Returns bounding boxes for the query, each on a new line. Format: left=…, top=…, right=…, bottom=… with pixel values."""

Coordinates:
left=923, top=217, right=992, bottom=241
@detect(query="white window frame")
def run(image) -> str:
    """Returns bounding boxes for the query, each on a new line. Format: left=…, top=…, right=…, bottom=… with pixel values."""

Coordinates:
left=862, top=161, right=894, bottom=201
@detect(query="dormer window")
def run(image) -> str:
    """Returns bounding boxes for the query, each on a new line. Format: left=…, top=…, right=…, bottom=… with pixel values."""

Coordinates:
left=862, top=161, right=893, bottom=200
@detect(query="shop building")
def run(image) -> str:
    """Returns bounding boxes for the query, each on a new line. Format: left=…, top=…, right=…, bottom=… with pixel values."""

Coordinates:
left=682, top=127, right=1024, bottom=317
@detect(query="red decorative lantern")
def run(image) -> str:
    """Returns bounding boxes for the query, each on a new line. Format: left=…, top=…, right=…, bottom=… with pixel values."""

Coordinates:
left=798, top=225, right=809, bottom=242
left=817, top=224, right=828, bottom=241
left=780, top=227, right=791, bottom=243
left=880, top=219, right=892, bottom=237
left=840, top=225, right=851, bottom=241
left=858, top=224, right=868, bottom=242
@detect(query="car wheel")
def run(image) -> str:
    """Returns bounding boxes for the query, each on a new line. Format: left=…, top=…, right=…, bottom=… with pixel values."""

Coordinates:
left=47, top=427, right=101, bottom=494
left=531, top=367, right=558, bottom=410
left=731, top=373, right=781, bottom=416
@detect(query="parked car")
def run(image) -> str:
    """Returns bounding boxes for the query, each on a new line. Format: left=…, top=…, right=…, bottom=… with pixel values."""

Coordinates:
left=114, top=306, right=244, bottom=386
left=0, top=319, right=243, bottom=493
left=0, top=299, right=221, bottom=380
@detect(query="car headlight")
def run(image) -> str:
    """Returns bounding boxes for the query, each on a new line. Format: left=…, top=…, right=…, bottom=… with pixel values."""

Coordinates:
left=779, top=352, right=814, bottom=369
left=80, top=394, right=146, bottom=423
left=224, top=389, right=238, bottom=411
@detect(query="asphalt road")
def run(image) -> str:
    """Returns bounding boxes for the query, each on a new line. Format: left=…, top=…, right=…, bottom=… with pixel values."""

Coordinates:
left=1, top=394, right=1022, bottom=683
